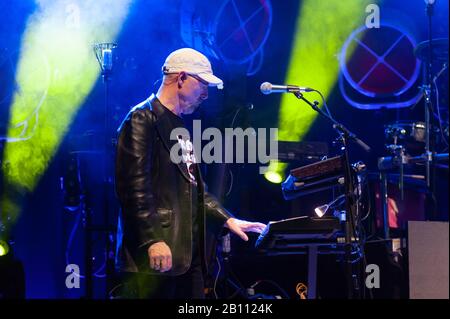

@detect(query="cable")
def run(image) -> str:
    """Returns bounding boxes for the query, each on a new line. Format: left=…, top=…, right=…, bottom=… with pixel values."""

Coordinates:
left=225, top=263, right=248, bottom=298
left=108, top=283, right=124, bottom=299
left=225, top=169, right=234, bottom=197
left=230, top=107, right=243, bottom=128
left=312, top=89, right=333, bottom=119
left=213, top=253, right=248, bottom=299
left=360, top=174, right=372, bottom=222
left=329, top=194, right=346, bottom=209
left=433, top=77, right=449, bottom=148
left=153, top=77, right=163, bottom=91
left=249, top=280, right=290, bottom=299
left=409, top=91, right=424, bottom=110
left=213, top=256, right=221, bottom=299
left=295, top=283, right=308, bottom=299
left=65, top=204, right=107, bottom=279
left=223, top=105, right=249, bottom=198
left=227, top=280, right=247, bottom=299
left=65, top=209, right=85, bottom=279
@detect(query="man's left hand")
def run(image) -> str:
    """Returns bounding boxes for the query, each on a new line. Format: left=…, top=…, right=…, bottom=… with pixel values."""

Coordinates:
left=225, top=218, right=266, bottom=241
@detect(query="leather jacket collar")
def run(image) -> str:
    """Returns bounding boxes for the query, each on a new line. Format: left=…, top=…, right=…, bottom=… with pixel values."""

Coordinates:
left=146, top=94, right=192, bottom=183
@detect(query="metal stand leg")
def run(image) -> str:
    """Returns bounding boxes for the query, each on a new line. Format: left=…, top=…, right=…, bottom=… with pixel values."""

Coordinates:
left=380, top=172, right=390, bottom=239
left=307, top=245, right=318, bottom=299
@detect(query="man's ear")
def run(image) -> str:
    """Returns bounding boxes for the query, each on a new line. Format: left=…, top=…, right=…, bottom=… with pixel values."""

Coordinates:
left=178, top=71, right=187, bottom=88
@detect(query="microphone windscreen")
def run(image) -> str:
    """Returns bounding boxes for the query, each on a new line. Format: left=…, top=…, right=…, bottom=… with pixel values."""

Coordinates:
left=260, top=82, right=272, bottom=95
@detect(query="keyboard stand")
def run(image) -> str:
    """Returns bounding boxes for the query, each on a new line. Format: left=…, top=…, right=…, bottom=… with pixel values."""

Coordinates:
left=307, top=245, right=318, bottom=299
left=260, top=239, right=352, bottom=299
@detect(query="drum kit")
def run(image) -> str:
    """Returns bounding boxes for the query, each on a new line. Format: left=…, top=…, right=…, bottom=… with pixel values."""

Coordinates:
left=377, top=19, right=448, bottom=238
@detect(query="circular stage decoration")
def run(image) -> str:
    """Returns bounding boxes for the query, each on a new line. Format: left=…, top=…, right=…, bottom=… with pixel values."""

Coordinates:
left=180, top=0, right=272, bottom=75
left=213, top=0, right=272, bottom=64
left=340, top=24, right=421, bottom=98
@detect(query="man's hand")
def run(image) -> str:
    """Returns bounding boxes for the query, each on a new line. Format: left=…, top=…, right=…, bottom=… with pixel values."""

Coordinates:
left=225, top=218, right=266, bottom=241
left=148, top=242, right=172, bottom=272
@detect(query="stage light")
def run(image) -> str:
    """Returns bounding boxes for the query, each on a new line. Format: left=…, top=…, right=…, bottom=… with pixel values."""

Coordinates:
left=314, top=194, right=345, bottom=218
left=263, top=161, right=285, bottom=184
left=265, top=0, right=378, bottom=181
left=264, top=171, right=284, bottom=184
left=314, top=204, right=329, bottom=218
left=1, top=0, right=132, bottom=221
left=0, top=240, right=10, bottom=257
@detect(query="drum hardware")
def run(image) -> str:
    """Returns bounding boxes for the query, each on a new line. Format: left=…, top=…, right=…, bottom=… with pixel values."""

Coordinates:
left=383, top=144, right=408, bottom=200
left=413, top=1, right=448, bottom=189
left=377, top=2, right=450, bottom=226
left=384, top=121, right=443, bottom=156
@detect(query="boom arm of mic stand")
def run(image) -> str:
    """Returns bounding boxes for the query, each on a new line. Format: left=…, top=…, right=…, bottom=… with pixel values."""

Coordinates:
left=292, top=92, right=371, bottom=153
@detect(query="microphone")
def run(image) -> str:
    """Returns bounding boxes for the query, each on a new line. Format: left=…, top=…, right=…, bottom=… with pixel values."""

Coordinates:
left=260, top=82, right=313, bottom=95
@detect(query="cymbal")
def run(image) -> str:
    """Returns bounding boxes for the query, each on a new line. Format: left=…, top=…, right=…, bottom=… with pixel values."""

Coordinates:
left=414, top=38, right=448, bottom=62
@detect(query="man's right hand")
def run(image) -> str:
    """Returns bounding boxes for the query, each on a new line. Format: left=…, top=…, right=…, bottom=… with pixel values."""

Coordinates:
left=148, top=242, right=172, bottom=272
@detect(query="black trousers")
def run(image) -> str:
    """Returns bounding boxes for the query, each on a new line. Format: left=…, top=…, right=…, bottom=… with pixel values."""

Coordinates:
left=115, top=248, right=205, bottom=299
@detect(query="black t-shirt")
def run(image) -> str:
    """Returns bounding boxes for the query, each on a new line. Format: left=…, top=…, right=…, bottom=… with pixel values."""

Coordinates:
left=163, top=104, right=201, bottom=254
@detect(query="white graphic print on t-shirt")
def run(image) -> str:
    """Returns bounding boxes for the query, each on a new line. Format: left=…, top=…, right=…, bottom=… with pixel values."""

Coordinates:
left=177, top=135, right=197, bottom=184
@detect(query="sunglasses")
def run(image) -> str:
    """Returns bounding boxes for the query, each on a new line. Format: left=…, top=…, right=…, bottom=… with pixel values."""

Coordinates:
left=187, top=73, right=209, bottom=86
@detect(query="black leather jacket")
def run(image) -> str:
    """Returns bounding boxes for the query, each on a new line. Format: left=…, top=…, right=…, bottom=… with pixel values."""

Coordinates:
left=115, top=95, right=232, bottom=275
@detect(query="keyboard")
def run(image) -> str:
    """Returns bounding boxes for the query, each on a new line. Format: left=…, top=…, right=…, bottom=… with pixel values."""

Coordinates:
left=255, top=216, right=341, bottom=250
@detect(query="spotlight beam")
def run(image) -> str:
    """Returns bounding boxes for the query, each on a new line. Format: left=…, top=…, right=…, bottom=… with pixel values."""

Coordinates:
left=265, top=0, right=377, bottom=183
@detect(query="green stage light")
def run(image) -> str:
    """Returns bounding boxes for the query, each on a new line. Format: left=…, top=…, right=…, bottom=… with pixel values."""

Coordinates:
left=1, top=0, right=132, bottom=224
left=265, top=0, right=377, bottom=183
left=264, top=171, right=284, bottom=184
left=0, top=240, right=10, bottom=257
left=263, top=161, right=285, bottom=184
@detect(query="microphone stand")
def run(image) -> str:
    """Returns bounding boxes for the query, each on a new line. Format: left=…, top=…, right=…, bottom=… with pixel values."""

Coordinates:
left=94, top=43, right=117, bottom=299
left=292, top=91, right=371, bottom=299
left=423, top=1, right=437, bottom=219
left=425, top=2, right=433, bottom=190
